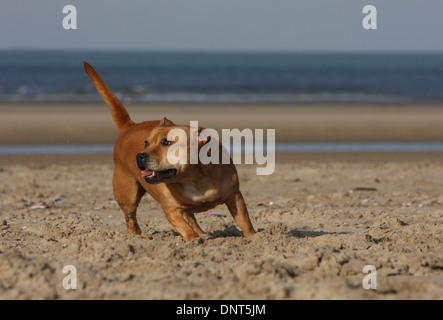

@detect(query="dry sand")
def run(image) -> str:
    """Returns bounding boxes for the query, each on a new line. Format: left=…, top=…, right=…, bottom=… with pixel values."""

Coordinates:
left=0, top=104, right=442, bottom=300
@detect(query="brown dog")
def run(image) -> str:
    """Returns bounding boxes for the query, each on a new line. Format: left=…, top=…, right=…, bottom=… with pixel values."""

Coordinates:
left=84, top=62, right=255, bottom=241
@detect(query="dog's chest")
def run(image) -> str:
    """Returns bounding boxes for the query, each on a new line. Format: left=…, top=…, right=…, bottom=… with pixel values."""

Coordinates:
left=183, top=183, right=219, bottom=205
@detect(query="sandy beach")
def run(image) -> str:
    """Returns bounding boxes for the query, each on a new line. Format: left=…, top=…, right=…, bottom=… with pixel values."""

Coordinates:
left=0, top=103, right=442, bottom=300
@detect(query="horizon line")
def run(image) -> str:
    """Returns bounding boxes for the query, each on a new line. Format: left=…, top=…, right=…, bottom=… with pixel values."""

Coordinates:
left=1, top=48, right=443, bottom=55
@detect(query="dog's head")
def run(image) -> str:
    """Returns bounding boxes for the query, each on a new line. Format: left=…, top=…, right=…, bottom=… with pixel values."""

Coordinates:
left=136, top=117, right=210, bottom=185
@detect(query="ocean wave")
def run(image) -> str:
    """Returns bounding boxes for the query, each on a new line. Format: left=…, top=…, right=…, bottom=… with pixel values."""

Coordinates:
left=1, top=51, right=443, bottom=104
left=0, top=91, right=409, bottom=104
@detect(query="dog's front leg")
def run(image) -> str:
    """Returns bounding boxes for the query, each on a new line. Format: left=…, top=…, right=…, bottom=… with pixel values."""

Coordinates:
left=183, top=212, right=205, bottom=236
left=113, top=167, right=145, bottom=235
left=163, top=207, right=200, bottom=241
left=225, top=191, right=256, bottom=238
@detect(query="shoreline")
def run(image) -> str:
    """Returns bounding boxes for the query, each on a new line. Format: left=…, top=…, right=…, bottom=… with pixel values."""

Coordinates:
left=1, top=151, right=443, bottom=166
left=1, top=103, right=443, bottom=145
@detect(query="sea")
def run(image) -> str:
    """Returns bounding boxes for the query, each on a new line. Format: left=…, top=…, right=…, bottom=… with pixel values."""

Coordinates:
left=1, top=50, right=443, bottom=104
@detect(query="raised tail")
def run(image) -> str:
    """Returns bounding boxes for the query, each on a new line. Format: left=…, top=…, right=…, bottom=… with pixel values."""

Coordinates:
left=84, top=61, right=134, bottom=133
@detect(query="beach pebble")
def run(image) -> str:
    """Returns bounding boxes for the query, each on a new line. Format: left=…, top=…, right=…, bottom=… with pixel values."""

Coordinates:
left=31, top=204, right=48, bottom=210
left=402, top=201, right=415, bottom=207
left=50, top=198, right=65, bottom=204
left=361, top=199, right=370, bottom=206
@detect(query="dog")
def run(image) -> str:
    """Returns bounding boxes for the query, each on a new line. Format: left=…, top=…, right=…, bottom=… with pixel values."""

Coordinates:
left=84, top=61, right=256, bottom=241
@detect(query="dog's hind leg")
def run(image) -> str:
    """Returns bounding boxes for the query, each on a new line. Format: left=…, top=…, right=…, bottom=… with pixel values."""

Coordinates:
left=113, top=167, right=145, bottom=235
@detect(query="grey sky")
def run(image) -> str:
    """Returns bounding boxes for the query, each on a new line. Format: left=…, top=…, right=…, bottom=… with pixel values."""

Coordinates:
left=1, top=0, right=443, bottom=52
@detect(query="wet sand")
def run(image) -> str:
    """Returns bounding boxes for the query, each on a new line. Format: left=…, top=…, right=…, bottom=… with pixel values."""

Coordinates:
left=1, top=103, right=443, bottom=144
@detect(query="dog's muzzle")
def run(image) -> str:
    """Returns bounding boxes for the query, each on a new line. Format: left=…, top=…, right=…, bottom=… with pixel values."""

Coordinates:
left=136, top=152, right=178, bottom=184
left=136, top=152, right=149, bottom=170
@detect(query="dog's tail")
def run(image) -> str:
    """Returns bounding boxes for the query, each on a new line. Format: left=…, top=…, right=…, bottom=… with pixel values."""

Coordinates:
left=83, top=61, right=134, bottom=133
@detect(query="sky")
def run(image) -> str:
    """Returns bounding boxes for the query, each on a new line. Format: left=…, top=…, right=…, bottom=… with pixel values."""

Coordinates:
left=1, top=0, right=443, bottom=52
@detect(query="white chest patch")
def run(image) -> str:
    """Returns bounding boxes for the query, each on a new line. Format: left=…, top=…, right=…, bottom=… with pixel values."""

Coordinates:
left=184, top=183, right=218, bottom=204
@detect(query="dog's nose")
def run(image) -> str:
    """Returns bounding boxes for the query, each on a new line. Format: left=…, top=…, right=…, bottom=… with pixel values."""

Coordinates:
left=137, top=152, right=147, bottom=162
left=136, top=152, right=148, bottom=169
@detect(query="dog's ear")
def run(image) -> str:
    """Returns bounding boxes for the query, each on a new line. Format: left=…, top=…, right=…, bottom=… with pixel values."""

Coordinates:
left=198, top=128, right=211, bottom=148
left=190, top=127, right=211, bottom=148
left=189, top=127, right=213, bottom=157
left=197, top=128, right=213, bottom=157
left=159, top=117, right=174, bottom=126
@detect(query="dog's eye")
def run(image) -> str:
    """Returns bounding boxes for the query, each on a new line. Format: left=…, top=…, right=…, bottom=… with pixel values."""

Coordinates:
left=161, top=138, right=172, bottom=146
left=144, top=140, right=149, bottom=148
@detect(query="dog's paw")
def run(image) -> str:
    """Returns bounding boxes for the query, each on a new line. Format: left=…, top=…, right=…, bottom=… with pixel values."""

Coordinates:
left=187, top=234, right=208, bottom=245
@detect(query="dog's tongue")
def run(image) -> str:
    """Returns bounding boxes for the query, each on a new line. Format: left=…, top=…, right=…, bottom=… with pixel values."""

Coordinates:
left=141, top=170, right=154, bottom=178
